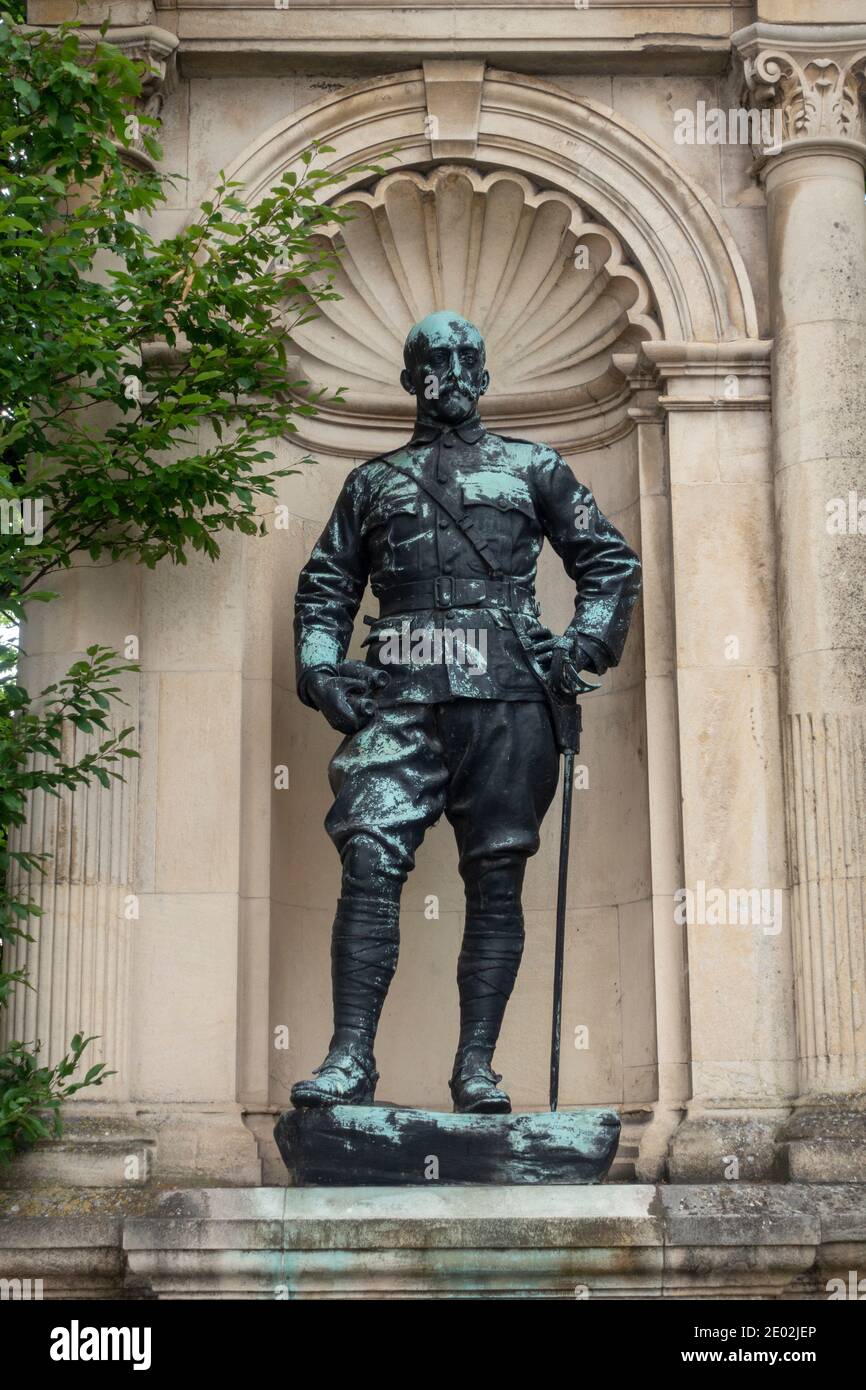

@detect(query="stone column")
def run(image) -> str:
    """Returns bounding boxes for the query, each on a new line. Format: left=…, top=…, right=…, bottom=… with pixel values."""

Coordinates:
left=613, top=355, right=691, bottom=1179
left=734, top=22, right=866, bottom=1180
left=0, top=570, right=152, bottom=1188
left=639, top=340, right=796, bottom=1181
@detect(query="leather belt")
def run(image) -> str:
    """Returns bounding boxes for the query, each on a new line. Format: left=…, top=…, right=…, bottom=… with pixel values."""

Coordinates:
left=376, top=575, right=538, bottom=618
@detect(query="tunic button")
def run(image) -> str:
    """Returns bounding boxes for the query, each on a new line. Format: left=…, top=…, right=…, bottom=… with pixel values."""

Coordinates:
left=438, top=519, right=448, bottom=530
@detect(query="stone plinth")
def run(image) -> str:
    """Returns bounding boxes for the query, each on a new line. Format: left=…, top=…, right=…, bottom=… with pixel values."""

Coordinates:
left=2, top=1184, right=865, bottom=1300
left=274, top=1105, right=620, bottom=1186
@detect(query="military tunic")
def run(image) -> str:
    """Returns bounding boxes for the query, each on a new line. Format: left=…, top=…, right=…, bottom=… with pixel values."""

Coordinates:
left=295, top=413, right=642, bottom=707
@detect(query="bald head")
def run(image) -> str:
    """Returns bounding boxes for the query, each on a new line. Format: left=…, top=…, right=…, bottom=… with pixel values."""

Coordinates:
left=400, top=311, right=489, bottom=426
left=403, top=311, right=486, bottom=372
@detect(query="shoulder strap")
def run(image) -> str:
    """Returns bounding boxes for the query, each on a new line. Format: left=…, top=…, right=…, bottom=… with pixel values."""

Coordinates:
left=379, top=456, right=502, bottom=576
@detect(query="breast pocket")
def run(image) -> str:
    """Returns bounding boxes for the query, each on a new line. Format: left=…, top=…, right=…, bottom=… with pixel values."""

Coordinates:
left=460, top=488, right=536, bottom=572
left=362, top=497, right=421, bottom=573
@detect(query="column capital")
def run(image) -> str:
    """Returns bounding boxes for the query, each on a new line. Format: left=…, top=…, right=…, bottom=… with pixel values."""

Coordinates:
left=732, top=21, right=866, bottom=152
left=79, top=23, right=179, bottom=91
left=79, top=23, right=179, bottom=170
left=611, top=350, right=663, bottom=422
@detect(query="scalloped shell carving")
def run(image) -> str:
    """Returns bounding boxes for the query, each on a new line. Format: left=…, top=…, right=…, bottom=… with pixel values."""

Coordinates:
left=288, top=165, right=661, bottom=451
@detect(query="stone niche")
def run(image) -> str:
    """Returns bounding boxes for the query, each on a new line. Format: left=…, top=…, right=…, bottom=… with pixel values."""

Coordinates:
left=287, top=163, right=658, bottom=453
left=249, top=62, right=772, bottom=1179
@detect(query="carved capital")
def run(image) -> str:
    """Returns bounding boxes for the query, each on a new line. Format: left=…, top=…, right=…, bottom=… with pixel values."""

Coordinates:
left=733, top=22, right=866, bottom=146
left=82, top=24, right=179, bottom=167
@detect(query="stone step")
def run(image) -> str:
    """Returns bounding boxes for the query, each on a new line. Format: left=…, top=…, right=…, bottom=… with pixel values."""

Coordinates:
left=0, top=1118, right=154, bottom=1190
left=2, top=1182, right=864, bottom=1299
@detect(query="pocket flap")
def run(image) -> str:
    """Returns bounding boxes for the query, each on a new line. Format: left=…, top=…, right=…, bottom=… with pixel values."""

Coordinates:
left=361, top=496, right=419, bottom=535
left=460, top=484, right=534, bottom=519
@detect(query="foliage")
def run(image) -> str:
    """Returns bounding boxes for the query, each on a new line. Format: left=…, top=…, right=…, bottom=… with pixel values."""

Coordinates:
left=0, top=1033, right=114, bottom=1163
left=0, top=12, right=381, bottom=1159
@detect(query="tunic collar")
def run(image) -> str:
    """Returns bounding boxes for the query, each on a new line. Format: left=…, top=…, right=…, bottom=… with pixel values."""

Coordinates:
left=409, top=412, right=485, bottom=448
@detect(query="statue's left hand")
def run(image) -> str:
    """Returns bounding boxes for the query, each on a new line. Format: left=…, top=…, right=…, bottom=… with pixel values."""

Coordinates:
left=531, top=634, right=600, bottom=697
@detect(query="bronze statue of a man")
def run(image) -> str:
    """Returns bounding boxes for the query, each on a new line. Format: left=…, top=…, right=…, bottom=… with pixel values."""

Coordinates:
left=291, top=311, right=641, bottom=1113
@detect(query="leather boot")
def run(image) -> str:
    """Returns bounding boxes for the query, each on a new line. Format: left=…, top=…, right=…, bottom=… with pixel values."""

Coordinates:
left=291, top=1041, right=378, bottom=1108
left=291, top=894, right=398, bottom=1109
left=449, top=1048, right=511, bottom=1114
left=451, top=879, right=524, bottom=1115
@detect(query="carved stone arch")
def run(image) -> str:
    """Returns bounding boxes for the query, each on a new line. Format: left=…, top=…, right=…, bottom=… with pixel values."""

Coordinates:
left=217, top=65, right=760, bottom=348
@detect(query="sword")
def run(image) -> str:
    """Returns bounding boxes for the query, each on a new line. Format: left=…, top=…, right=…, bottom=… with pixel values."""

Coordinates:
left=548, top=698, right=582, bottom=1113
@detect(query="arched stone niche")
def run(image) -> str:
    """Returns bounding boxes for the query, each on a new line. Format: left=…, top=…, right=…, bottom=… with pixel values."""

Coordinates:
left=223, top=65, right=757, bottom=342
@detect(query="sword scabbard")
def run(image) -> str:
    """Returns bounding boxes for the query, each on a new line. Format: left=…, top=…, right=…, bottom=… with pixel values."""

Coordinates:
left=547, top=691, right=582, bottom=755
left=549, top=731, right=578, bottom=1113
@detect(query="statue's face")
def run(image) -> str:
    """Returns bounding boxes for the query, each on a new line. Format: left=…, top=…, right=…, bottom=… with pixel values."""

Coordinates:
left=400, top=312, right=490, bottom=424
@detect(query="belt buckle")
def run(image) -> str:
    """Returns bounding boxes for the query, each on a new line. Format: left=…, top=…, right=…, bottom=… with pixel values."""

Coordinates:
left=434, top=575, right=454, bottom=608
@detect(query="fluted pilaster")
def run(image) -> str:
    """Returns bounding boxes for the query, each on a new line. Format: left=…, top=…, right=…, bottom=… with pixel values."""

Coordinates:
left=2, top=721, right=137, bottom=1101
left=784, top=711, right=866, bottom=1097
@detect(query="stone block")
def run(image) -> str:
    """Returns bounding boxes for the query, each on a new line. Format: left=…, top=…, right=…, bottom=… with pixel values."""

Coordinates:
left=274, top=1104, right=621, bottom=1186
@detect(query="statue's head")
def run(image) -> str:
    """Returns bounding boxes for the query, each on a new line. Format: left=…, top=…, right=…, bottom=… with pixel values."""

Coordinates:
left=400, top=311, right=490, bottom=425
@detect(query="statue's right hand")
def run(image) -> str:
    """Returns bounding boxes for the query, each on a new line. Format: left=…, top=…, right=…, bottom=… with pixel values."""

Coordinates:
left=304, top=662, right=389, bottom=735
